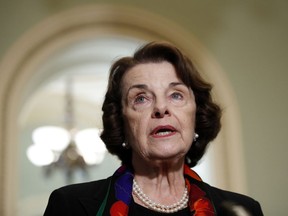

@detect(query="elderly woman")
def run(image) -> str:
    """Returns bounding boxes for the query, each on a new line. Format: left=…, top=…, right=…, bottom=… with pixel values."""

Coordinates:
left=44, top=42, right=263, bottom=215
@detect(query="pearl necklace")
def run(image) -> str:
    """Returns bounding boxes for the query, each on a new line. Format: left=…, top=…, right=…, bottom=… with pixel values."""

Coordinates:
left=132, top=179, right=189, bottom=213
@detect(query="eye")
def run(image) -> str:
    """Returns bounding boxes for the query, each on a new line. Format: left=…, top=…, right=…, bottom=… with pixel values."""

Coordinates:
left=134, top=95, right=148, bottom=104
left=171, top=92, right=183, bottom=100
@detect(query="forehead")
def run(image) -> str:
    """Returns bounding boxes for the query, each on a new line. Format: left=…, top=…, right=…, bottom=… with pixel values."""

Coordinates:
left=122, top=62, right=181, bottom=86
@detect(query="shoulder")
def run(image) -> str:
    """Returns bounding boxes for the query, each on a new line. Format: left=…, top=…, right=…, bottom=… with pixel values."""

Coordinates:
left=44, top=177, right=111, bottom=216
left=204, top=184, right=264, bottom=215
left=54, top=177, right=111, bottom=197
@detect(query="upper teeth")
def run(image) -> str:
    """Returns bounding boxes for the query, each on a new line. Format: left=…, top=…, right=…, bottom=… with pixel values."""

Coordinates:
left=156, top=131, right=172, bottom=135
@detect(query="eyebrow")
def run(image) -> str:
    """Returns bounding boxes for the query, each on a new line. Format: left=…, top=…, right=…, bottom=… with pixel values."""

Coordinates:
left=169, top=82, right=186, bottom=88
left=127, top=84, right=148, bottom=93
left=126, top=82, right=186, bottom=95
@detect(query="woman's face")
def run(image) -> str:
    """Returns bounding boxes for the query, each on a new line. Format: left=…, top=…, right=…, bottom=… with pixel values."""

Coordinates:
left=121, top=61, right=196, bottom=164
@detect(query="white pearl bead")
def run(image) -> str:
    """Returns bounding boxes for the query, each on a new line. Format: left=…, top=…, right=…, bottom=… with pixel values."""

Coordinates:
left=133, top=179, right=188, bottom=213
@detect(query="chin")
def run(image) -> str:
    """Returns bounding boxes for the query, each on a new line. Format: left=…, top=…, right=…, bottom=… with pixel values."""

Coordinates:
left=149, top=152, right=185, bottom=163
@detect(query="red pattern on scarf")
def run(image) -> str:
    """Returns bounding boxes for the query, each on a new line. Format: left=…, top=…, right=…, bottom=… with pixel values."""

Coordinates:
left=106, top=165, right=215, bottom=216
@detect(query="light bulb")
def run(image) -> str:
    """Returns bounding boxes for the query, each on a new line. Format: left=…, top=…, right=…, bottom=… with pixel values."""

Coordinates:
left=75, top=128, right=106, bottom=165
left=26, top=144, right=55, bottom=166
left=32, top=126, right=70, bottom=151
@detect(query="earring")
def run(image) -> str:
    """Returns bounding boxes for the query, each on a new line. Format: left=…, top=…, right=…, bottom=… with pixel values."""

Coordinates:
left=122, top=142, right=129, bottom=149
left=193, top=133, right=199, bottom=142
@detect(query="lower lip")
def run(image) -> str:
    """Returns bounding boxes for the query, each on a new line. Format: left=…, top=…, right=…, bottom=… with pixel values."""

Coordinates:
left=151, top=131, right=176, bottom=138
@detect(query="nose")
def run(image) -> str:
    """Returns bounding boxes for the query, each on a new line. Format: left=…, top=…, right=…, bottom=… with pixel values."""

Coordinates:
left=151, top=99, right=170, bottom=118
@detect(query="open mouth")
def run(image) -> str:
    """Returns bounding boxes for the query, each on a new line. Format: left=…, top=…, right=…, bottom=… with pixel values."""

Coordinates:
left=151, top=125, right=176, bottom=136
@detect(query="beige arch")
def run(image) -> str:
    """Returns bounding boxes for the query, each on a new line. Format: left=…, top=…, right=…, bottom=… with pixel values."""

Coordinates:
left=0, top=4, right=246, bottom=215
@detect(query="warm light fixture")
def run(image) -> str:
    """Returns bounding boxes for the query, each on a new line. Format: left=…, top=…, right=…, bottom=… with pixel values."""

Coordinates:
left=27, top=127, right=106, bottom=166
left=26, top=77, right=106, bottom=183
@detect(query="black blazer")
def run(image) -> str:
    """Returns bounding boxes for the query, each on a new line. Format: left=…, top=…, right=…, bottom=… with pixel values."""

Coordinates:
left=43, top=177, right=263, bottom=216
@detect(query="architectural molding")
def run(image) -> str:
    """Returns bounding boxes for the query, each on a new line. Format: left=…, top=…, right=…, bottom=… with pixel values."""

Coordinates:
left=0, top=4, right=246, bottom=215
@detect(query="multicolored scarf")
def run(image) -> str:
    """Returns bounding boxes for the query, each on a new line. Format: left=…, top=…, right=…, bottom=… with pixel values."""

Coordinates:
left=96, top=165, right=216, bottom=216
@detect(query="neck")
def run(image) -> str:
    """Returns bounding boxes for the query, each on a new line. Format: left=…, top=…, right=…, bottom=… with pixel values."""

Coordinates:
left=132, top=156, right=186, bottom=207
left=132, top=153, right=185, bottom=176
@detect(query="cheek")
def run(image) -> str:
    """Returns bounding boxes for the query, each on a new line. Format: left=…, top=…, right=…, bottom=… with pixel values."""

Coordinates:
left=123, top=112, right=148, bottom=139
left=183, top=103, right=196, bottom=121
left=181, top=106, right=196, bottom=135
left=189, top=103, right=197, bottom=123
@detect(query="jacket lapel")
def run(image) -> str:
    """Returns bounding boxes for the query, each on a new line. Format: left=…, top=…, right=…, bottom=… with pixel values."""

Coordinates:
left=78, top=177, right=112, bottom=216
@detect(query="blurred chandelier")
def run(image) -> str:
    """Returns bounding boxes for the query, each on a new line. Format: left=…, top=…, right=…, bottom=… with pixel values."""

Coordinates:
left=26, top=77, right=106, bottom=182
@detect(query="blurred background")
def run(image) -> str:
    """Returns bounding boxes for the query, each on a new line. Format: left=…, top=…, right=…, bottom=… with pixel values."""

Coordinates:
left=0, top=1, right=287, bottom=215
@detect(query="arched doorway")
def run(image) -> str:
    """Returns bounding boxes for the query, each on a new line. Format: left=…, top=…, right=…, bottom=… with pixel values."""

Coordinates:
left=0, top=4, right=246, bottom=215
